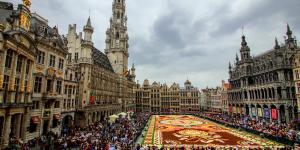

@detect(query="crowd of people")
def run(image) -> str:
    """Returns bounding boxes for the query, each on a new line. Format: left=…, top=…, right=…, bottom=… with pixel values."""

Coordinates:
left=5, top=112, right=300, bottom=150
left=7, top=112, right=150, bottom=150
left=199, top=112, right=299, bottom=142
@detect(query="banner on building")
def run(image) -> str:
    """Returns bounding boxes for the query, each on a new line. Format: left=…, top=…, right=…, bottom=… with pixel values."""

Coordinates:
left=258, top=108, right=263, bottom=117
left=271, top=108, right=277, bottom=119
left=251, top=107, right=256, bottom=117
left=264, top=108, right=270, bottom=119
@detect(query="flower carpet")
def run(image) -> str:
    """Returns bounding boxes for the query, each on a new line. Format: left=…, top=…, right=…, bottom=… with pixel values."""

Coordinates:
left=142, top=115, right=285, bottom=148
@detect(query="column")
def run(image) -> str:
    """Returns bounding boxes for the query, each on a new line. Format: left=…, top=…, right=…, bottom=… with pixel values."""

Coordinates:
left=19, top=58, right=27, bottom=103
left=255, top=105, right=258, bottom=120
left=269, top=105, right=272, bottom=123
left=26, top=61, right=33, bottom=103
left=15, top=114, right=22, bottom=138
left=0, top=50, right=7, bottom=103
left=3, top=114, right=11, bottom=146
left=277, top=108, right=281, bottom=124
left=21, top=108, right=30, bottom=140
left=49, top=102, right=54, bottom=132
left=8, top=53, right=18, bottom=104
left=0, top=50, right=7, bottom=90
left=285, top=107, right=290, bottom=123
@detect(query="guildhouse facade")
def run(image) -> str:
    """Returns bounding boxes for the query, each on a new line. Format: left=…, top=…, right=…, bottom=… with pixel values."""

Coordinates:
left=228, top=25, right=298, bottom=123
left=66, top=0, right=136, bottom=127
left=0, top=0, right=136, bottom=147
left=0, top=1, right=36, bottom=146
left=0, top=0, right=68, bottom=146
left=136, top=80, right=200, bottom=114
left=30, top=13, right=68, bottom=139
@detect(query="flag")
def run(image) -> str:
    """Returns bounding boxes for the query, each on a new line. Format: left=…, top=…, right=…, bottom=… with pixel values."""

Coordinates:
left=90, top=92, right=95, bottom=105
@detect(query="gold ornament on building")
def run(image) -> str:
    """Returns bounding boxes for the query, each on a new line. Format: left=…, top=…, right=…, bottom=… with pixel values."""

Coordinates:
left=19, top=12, right=31, bottom=31
left=27, top=84, right=31, bottom=93
left=22, top=0, right=31, bottom=7
left=0, top=75, right=3, bottom=90
left=9, top=81, right=15, bottom=91
left=20, top=81, right=25, bottom=92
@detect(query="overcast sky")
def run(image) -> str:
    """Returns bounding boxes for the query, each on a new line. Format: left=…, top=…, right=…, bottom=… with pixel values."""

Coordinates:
left=8, top=0, right=300, bottom=88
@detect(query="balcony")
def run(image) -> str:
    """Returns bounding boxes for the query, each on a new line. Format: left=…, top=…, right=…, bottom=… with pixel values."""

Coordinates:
left=43, top=109, right=51, bottom=118
left=0, top=102, right=32, bottom=108
left=42, top=92, right=62, bottom=100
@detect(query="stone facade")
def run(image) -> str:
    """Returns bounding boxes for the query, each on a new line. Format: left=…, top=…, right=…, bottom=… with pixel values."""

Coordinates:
left=221, top=80, right=230, bottom=113
left=30, top=13, right=67, bottom=139
left=201, top=87, right=220, bottom=112
left=0, top=1, right=67, bottom=146
left=136, top=80, right=200, bottom=114
left=293, top=47, right=300, bottom=126
left=66, top=0, right=136, bottom=127
left=0, top=0, right=136, bottom=147
left=0, top=2, right=35, bottom=146
left=199, top=81, right=229, bottom=113
left=228, top=25, right=298, bottom=123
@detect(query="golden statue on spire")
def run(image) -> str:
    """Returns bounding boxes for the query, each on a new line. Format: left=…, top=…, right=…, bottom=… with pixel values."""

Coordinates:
left=22, top=0, right=31, bottom=7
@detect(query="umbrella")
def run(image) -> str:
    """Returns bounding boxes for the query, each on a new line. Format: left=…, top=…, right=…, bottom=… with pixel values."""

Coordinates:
left=118, top=112, right=127, bottom=116
left=109, top=114, right=119, bottom=123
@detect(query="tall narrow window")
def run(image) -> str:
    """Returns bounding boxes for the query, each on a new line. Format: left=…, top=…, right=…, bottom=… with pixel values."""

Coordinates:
left=58, top=58, right=64, bottom=70
left=14, top=78, right=20, bottom=103
left=116, top=32, right=120, bottom=39
left=16, top=56, right=22, bottom=73
left=68, top=53, right=72, bottom=61
left=3, top=75, right=9, bottom=103
left=26, top=60, right=30, bottom=75
left=37, top=50, right=45, bottom=64
left=49, top=55, right=56, bottom=67
left=56, top=81, right=62, bottom=94
left=75, top=53, right=78, bottom=61
left=5, top=49, right=13, bottom=68
left=46, top=79, right=52, bottom=92
left=34, top=77, right=42, bottom=93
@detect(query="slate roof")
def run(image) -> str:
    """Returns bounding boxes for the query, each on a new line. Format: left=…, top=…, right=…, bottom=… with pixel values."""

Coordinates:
left=92, top=48, right=114, bottom=72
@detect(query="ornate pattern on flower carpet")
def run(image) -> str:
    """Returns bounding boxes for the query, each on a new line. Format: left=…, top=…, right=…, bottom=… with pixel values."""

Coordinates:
left=142, top=115, right=284, bottom=148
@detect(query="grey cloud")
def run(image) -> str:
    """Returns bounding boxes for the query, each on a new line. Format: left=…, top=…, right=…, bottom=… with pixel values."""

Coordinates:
left=6, top=0, right=299, bottom=88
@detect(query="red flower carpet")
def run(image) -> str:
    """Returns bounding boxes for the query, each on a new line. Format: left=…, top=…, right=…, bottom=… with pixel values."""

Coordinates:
left=143, top=115, right=284, bottom=148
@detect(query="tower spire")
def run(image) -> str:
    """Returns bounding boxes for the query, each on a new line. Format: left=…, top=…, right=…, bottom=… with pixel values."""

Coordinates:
left=83, top=15, right=94, bottom=42
left=287, top=23, right=292, bottom=37
left=86, top=16, right=92, bottom=27
left=236, top=53, right=239, bottom=62
left=105, top=0, right=129, bottom=76
left=241, top=35, right=247, bottom=47
left=240, top=34, right=251, bottom=61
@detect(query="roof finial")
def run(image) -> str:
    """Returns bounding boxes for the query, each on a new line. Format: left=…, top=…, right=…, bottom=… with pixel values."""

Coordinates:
left=22, top=0, right=31, bottom=7
left=287, top=23, right=292, bottom=37
left=274, top=37, right=280, bottom=49
left=241, top=34, right=247, bottom=47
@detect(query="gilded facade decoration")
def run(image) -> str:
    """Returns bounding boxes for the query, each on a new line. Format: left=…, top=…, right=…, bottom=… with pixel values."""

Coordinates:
left=22, top=0, right=31, bottom=7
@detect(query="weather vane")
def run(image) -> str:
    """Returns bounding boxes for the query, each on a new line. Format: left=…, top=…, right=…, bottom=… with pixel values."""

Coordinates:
left=22, top=0, right=31, bottom=7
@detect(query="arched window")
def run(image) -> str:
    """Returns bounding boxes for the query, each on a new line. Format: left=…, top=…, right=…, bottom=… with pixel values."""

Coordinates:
left=117, top=12, right=120, bottom=19
left=116, top=32, right=120, bottom=39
